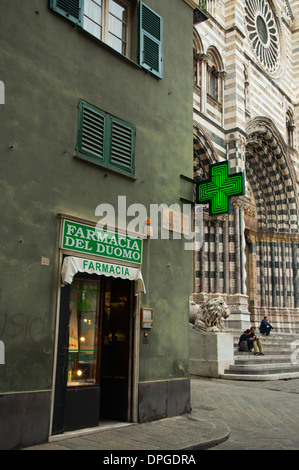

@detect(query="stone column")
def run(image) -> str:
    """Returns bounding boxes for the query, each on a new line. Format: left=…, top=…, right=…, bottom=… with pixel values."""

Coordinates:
left=240, top=208, right=247, bottom=296
left=292, top=240, right=299, bottom=308
left=270, top=241, right=277, bottom=308
left=226, top=203, right=250, bottom=330
left=234, top=206, right=241, bottom=294
left=207, top=221, right=212, bottom=293
left=281, top=239, right=288, bottom=308
left=199, top=53, right=208, bottom=114
left=245, top=231, right=257, bottom=308
left=224, top=215, right=229, bottom=294
left=200, top=224, right=207, bottom=293
left=215, top=219, right=221, bottom=293
left=259, top=235, right=266, bottom=307
left=219, top=71, right=227, bottom=128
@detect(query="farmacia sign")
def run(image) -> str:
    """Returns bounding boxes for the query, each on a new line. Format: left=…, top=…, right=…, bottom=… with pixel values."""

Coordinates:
left=61, top=220, right=142, bottom=264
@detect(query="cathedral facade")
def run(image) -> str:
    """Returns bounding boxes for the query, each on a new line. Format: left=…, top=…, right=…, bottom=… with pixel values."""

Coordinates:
left=192, top=0, right=299, bottom=332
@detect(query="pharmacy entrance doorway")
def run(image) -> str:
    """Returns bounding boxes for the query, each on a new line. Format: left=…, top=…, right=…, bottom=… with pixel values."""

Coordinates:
left=52, top=274, right=134, bottom=434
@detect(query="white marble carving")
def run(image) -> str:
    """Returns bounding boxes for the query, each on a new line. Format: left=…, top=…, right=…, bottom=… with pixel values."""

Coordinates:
left=189, top=298, right=230, bottom=332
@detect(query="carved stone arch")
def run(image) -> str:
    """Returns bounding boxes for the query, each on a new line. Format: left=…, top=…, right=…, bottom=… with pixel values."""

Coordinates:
left=245, top=117, right=299, bottom=233
left=206, top=45, right=224, bottom=71
left=193, top=29, right=204, bottom=88
left=246, top=141, right=280, bottom=231
left=205, top=46, right=225, bottom=109
left=245, top=163, right=267, bottom=228
left=286, top=107, right=295, bottom=126
left=193, top=28, right=203, bottom=55
left=193, top=123, right=219, bottom=180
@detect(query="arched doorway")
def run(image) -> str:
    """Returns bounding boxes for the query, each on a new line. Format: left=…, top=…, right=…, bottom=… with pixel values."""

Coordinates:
left=191, top=118, right=299, bottom=333
left=244, top=117, right=299, bottom=332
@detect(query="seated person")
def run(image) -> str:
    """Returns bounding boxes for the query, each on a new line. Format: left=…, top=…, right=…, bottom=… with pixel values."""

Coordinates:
left=259, top=316, right=275, bottom=336
left=238, top=329, right=264, bottom=355
left=238, top=329, right=251, bottom=352
left=249, top=326, right=264, bottom=356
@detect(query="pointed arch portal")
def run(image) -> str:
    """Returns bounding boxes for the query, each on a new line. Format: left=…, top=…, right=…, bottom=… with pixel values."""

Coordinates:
left=192, top=118, right=299, bottom=332
left=245, top=117, right=299, bottom=233
left=244, top=118, right=299, bottom=331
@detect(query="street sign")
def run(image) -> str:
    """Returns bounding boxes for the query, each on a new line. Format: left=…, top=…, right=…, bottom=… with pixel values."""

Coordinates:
left=196, top=161, right=245, bottom=215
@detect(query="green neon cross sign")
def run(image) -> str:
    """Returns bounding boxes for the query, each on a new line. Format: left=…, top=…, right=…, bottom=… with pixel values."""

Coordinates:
left=196, top=161, right=245, bottom=215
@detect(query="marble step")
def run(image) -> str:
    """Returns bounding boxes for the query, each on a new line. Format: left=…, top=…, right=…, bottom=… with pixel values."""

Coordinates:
left=225, top=363, right=299, bottom=374
left=234, top=347, right=294, bottom=354
left=221, top=331, right=299, bottom=380
left=219, top=371, right=299, bottom=381
left=234, top=355, right=293, bottom=365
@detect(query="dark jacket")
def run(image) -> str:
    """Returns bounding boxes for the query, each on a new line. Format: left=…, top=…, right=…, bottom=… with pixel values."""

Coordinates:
left=238, top=333, right=254, bottom=351
left=259, top=319, right=273, bottom=334
left=239, top=333, right=249, bottom=344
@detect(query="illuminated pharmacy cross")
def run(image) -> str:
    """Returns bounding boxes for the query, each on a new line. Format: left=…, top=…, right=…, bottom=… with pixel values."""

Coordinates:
left=196, top=161, right=245, bottom=215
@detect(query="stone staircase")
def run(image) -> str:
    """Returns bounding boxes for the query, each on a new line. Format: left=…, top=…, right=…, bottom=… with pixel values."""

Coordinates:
left=219, top=330, right=299, bottom=381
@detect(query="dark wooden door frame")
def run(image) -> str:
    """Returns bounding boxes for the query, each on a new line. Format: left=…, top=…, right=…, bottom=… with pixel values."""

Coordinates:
left=52, top=275, right=135, bottom=434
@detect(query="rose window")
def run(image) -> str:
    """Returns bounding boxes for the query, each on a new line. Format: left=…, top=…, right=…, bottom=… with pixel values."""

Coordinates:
left=245, top=0, right=280, bottom=74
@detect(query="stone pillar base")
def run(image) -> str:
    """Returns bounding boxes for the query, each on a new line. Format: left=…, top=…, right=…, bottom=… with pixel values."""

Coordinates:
left=226, top=294, right=251, bottom=330
left=189, top=327, right=234, bottom=378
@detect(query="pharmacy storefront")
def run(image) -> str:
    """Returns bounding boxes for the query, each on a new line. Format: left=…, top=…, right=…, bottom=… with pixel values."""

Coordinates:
left=51, top=216, right=145, bottom=435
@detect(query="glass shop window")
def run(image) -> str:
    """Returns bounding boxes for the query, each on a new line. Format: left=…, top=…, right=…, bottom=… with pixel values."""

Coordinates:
left=67, top=279, right=100, bottom=387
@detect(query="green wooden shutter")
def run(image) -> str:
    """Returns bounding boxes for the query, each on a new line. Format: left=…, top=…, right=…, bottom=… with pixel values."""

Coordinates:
left=77, top=100, right=106, bottom=163
left=49, top=0, right=83, bottom=27
left=109, top=116, right=135, bottom=176
left=77, top=101, right=135, bottom=176
left=139, top=2, right=163, bottom=79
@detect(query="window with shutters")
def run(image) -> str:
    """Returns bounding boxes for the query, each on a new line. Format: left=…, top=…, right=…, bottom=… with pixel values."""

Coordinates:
left=49, top=0, right=84, bottom=26
left=49, top=1, right=163, bottom=78
left=50, top=0, right=131, bottom=58
left=77, top=100, right=135, bottom=176
left=139, top=2, right=163, bottom=78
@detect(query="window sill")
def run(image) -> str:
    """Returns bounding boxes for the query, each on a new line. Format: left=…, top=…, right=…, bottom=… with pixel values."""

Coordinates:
left=77, top=27, right=142, bottom=72
left=77, top=26, right=162, bottom=80
left=74, top=154, right=137, bottom=181
left=207, top=93, right=222, bottom=111
left=207, top=93, right=221, bottom=105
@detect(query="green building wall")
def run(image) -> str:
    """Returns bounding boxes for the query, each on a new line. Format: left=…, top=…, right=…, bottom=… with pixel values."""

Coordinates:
left=0, top=0, right=195, bottom=448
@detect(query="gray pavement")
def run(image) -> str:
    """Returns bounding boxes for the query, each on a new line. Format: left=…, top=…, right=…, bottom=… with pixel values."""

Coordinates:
left=192, top=377, right=299, bottom=450
left=23, top=377, right=299, bottom=451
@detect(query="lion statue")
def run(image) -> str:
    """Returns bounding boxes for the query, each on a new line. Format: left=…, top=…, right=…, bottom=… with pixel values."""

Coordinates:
left=189, top=298, right=230, bottom=332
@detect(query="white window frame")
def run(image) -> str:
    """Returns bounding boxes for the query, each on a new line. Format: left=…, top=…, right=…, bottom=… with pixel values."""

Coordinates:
left=83, top=0, right=132, bottom=58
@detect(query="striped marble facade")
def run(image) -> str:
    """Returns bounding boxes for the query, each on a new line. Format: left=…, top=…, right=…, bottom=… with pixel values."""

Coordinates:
left=192, top=0, right=299, bottom=332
